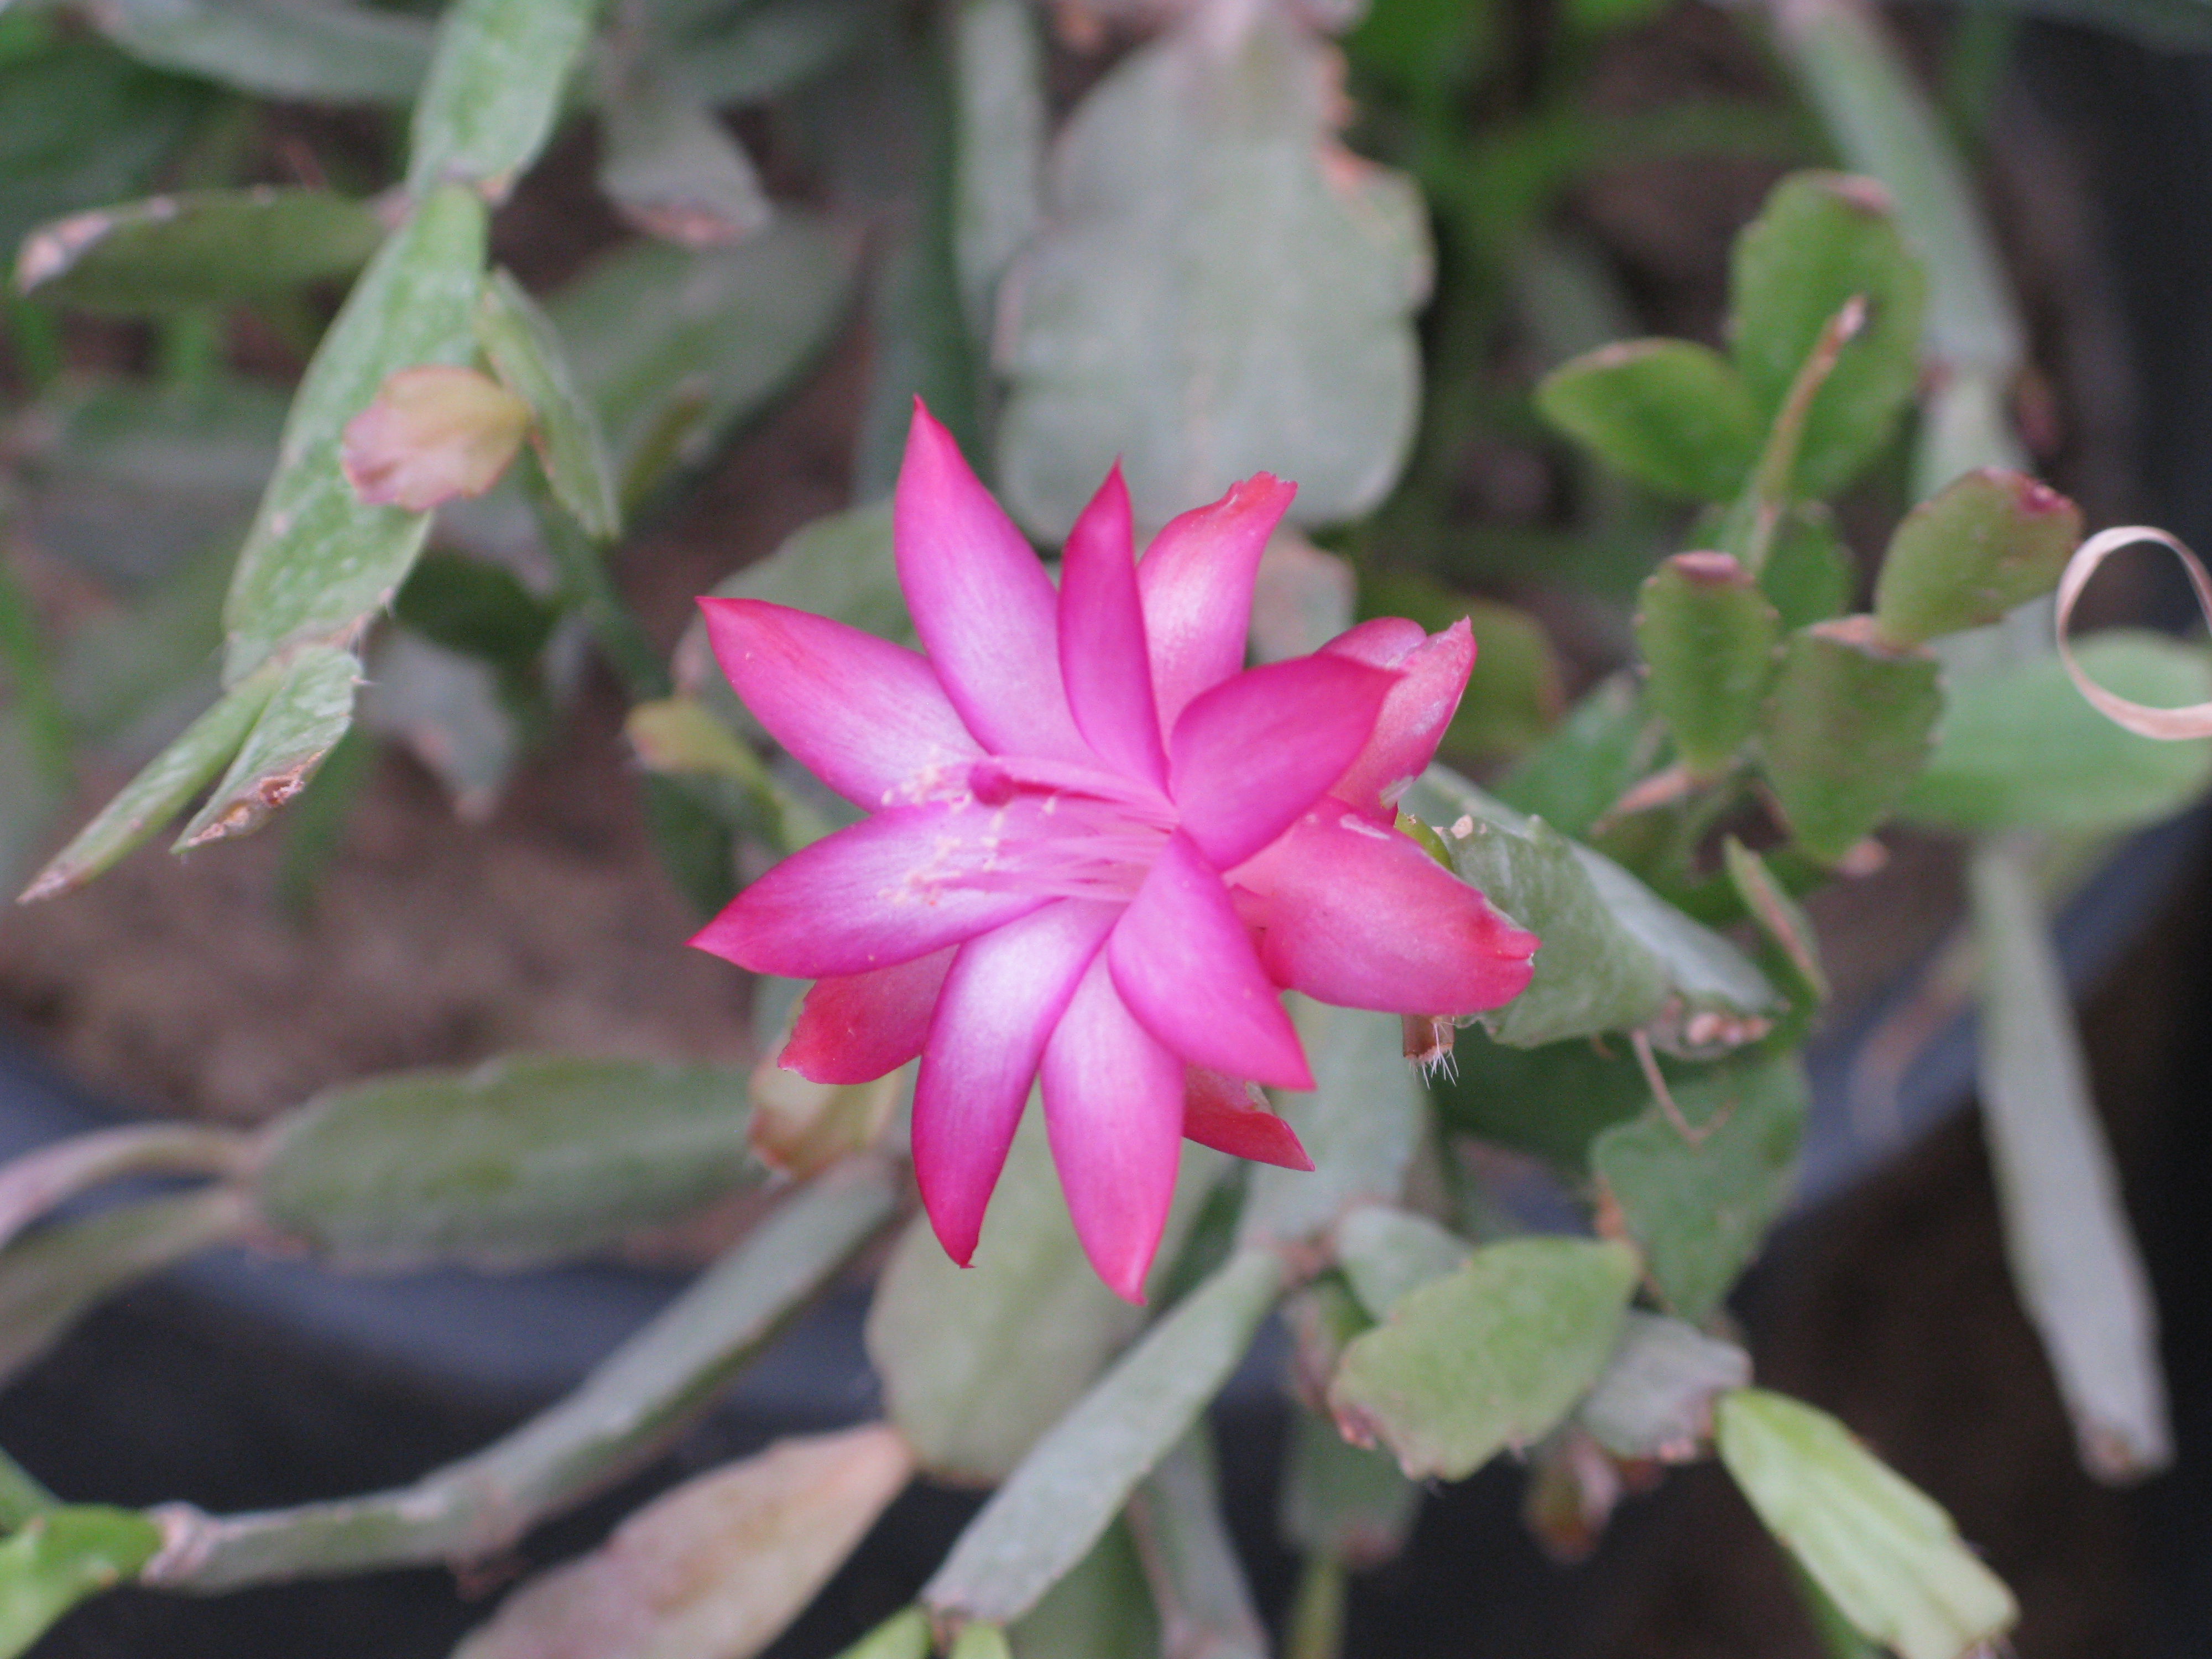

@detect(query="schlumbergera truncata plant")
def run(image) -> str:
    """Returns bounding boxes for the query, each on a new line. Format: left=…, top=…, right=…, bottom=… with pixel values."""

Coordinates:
left=0, top=0, right=2208, bottom=1653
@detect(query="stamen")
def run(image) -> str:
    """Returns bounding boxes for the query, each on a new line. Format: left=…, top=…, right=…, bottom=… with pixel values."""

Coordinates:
left=890, top=786, right=1171, bottom=907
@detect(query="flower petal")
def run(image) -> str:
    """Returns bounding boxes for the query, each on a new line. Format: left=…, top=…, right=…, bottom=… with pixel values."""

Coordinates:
left=1182, top=1068, right=1312, bottom=1171
left=1041, top=957, right=1186, bottom=1304
left=1323, top=618, right=1475, bottom=821
left=781, top=951, right=954, bottom=1084
left=1168, top=654, right=1397, bottom=869
left=913, top=900, right=1119, bottom=1267
left=1108, top=831, right=1312, bottom=1089
left=1059, top=465, right=1167, bottom=787
left=1240, top=811, right=1539, bottom=1014
left=698, top=598, right=980, bottom=808
left=1137, top=474, right=1297, bottom=731
left=691, top=804, right=1047, bottom=978
left=1319, top=616, right=1427, bottom=665
left=896, top=403, right=1091, bottom=761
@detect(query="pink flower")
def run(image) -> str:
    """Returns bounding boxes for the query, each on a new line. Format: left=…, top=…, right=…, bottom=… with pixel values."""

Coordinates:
left=693, top=405, right=1537, bottom=1301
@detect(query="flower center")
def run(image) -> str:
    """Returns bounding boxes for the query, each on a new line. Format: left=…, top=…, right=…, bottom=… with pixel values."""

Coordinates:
left=890, top=756, right=1177, bottom=905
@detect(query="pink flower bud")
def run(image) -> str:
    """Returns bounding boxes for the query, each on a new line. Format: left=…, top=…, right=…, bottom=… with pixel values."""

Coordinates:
left=341, top=364, right=531, bottom=512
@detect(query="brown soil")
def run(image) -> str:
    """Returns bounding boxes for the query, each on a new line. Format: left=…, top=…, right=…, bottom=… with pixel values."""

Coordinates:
left=0, top=699, right=748, bottom=1126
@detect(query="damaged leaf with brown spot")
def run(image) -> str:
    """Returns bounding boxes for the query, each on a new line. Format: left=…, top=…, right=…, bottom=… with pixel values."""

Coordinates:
left=176, top=644, right=360, bottom=848
left=15, top=187, right=385, bottom=316
left=17, top=663, right=280, bottom=902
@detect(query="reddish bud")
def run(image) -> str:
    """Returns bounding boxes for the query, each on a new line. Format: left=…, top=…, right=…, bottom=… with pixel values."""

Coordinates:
left=341, top=364, right=531, bottom=512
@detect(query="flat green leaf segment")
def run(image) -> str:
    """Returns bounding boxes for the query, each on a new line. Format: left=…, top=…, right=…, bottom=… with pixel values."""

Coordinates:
left=0, top=1454, right=55, bottom=1536
left=1635, top=552, right=1781, bottom=775
left=254, top=1056, right=758, bottom=1269
left=664, top=0, right=873, bottom=108
left=476, top=268, right=621, bottom=541
left=1969, top=842, right=2171, bottom=1480
left=15, top=188, right=383, bottom=315
left=1416, top=770, right=1775, bottom=1050
left=1758, top=620, right=1941, bottom=865
left=0, top=1123, right=247, bottom=1256
left=1871, top=469, right=2081, bottom=646
left=0, top=1507, right=162, bottom=1659
left=144, top=1166, right=896, bottom=1592
left=18, top=662, right=277, bottom=901
left=0, top=1187, right=252, bottom=1387
left=1593, top=1052, right=1809, bottom=1322
left=34, top=209, right=854, bottom=888
left=451, top=1426, right=912, bottom=1659
left=1279, top=1407, right=1419, bottom=1566
left=178, top=642, right=358, bottom=846
left=994, top=6, right=1427, bottom=538
left=1904, top=633, right=2212, bottom=834
left=1328, top=1237, right=1640, bottom=1480
left=406, top=0, right=597, bottom=200
left=1762, top=505, right=1855, bottom=631
left=1768, top=0, right=2017, bottom=385
left=951, top=0, right=1047, bottom=336
left=87, top=0, right=434, bottom=103
left=1535, top=340, right=1757, bottom=502
left=1539, top=170, right=1924, bottom=506
left=1716, top=1390, right=2017, bottom=1659
left=222, top=184, right=488, bottom=682
left=1007, top=1525, right=1154, bottom=1659
left=1334, top=1206, right=1470, bottom=1319
left=550, top=218, right=859, bottom=503
left=1127, top=1433, right=1267, bottom=1659
left=924, top=1248, right=1285, bottom=1627
left=867, top=1112, right=1150, bottom=1484
left=1729, top=173, right=1926, bottom=499
left=596, top=70, right=771, bottom=248
left=833, top=1610, right=932, bottom=1659
left=1578, top=1311, right=1751, bottom=1460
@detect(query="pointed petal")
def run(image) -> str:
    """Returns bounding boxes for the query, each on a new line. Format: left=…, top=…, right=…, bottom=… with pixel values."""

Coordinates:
left=698, top=598, right=980, bottom=808
left=896, top=403, right=1091, bottom=761
left=1323, top=618, right=1475, bottom=821
left=1137, top=474, right=1297, bottom=730
left=1182, top=1068, right=1312, bottom=1171
left=1319, top=616, right=1427, bottom=665
left=691, top=804, right=1047, bottom=978
left=1168, top=654, right=1397, bottom=869
left=1041, top=957, right=1186, bottom=1303
left=781, top=951, right=954, bottom=1084
left=1059, top=465, right=1167, bottom=786
left=1240, top=811, right=1539, bottom=1014
left=1108, top=831, right=1312, bottom=1089
left=911, top=900, right=1120, bottom=1267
